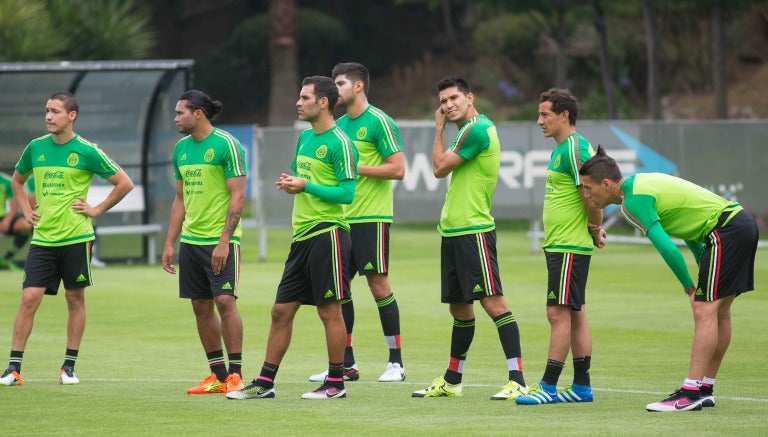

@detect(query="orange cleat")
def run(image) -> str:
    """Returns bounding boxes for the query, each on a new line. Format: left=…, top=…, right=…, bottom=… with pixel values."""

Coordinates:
left=225, top=373, right=244, bottom=392
left=186, top=373, right=226, bottom=394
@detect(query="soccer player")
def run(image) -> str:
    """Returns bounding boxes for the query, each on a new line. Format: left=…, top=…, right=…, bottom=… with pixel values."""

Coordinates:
left=307, top=62, right=405, bottom=383
left=162, top=90, right=247, bottom=395
left=227, top=76, right=358, bottom=400
left=579, top=146, right=759, bottom=412
left=516, top=88, right=604, bottom=406
left=0, top=92, right=134, bottom=386
left=411, top=76, right=528, bottom=400
left=0, top=172, right=33, bottom=271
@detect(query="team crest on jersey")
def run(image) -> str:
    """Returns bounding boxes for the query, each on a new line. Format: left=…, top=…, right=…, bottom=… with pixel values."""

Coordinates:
left=356, top=126, right=367, bottom=140
left=316, top=145, right=328, bottom=159
left=204, top=148, right=215, bottom=162
left=553, top=155, right=561, bottom=168
left=67, top=153, right=79, bottom=166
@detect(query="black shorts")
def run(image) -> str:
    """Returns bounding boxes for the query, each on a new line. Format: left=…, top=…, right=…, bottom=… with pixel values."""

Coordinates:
left=23, top=242, right=93, bottom=295
left=178, top=242, right=240, bottom=299
left=696, top=209, right=758, bottom=302
left=545, top=251, right=591, bottom=310
left=276, top=226, right=351, bottom=306
left=441, top=230, right=503, bottom=303
left=349, top=222, right=390, bottom=277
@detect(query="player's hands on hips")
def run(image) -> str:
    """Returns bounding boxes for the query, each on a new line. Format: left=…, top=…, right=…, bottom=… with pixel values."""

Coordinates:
left=22, top=207, right=40, bottom=225
left=162, top=246, right=176, bottom=274
left=71, top=196, right=99, bottom=218
left=275, top=173, right=306, bottom=195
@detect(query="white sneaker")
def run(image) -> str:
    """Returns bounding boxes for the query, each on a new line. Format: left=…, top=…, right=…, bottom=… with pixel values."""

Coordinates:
left=308, top=369, right=328, bottom=382
left=378, top=362, right=405, bottom=382
left=59, top=366, right=80, bottom=384
left=90, top=257, right=106, bottom=268
left=308, top=364, right=359, bottom=382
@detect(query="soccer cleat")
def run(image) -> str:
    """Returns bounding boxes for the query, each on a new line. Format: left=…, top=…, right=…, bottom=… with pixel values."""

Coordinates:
left=225, top=380, right=276, bottom=400
left=378, top=362, right=406, bottom=382
left=515, top=382, right=560, bottom=405
left=0, top=367, right=22, bottom=386
left=308, top=364, right=359, bottom=382
left=225, top=372, right=244, bottom=392
left=301, top=383, right=346, bottom=399
left=557, top=383, right=593, bottom=402
left=490, top=380, right=529, bottom=400
left=186, top=373, right=226, bottom=394
left=412, top=377, right=462, bottom=397
left=59, top=366, right=80, bottom=384
left=646, top=389, right=703, bottom=412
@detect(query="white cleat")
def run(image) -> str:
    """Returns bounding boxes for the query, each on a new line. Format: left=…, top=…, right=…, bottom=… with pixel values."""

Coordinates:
left=378, top=362, right=405, bottom=382
left=59, top=366, right=80, bottom=384
left=0, top=367, right=22, bottom=386
left=308, top=364, right=359, bottom=382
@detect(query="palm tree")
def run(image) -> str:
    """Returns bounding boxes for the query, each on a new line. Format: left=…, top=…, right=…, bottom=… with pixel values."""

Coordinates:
left=0, top=0, right=67, bottom=61
left=267, top=0, right=299, bottom=126
left=592, top=0, right=617, bottom=119
left=47, top=0, right=155, bottom=59
left=643, top=0, right=662, bottom=119
left=710, top=0, right=727, bottom=119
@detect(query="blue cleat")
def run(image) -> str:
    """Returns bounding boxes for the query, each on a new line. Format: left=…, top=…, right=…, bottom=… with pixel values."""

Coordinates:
left=515, top=382, right=560, bottom=405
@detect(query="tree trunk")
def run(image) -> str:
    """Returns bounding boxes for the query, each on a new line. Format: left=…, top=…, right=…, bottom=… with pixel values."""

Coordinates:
left=267, top=0, right=299, bottom=126
left=439, top=0, right=458, bottom=46
left=554, top=0, right=568, bottom=88
left=643, top=0, right=661, bottom=120
left=711, top=0, right=727, bottom=119
left=593, top=0, right=617, bottom=119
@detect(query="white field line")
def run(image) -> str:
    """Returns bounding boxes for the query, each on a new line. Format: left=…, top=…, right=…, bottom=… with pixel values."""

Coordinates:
left=17, top=378, right=768, bottom=403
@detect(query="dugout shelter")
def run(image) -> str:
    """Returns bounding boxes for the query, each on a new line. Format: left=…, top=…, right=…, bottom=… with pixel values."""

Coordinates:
left=0, top=59, right=194, bottom=262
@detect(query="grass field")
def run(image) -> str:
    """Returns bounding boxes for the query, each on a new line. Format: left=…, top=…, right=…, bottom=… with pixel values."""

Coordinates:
left=0, top=222, right=766, bottom=436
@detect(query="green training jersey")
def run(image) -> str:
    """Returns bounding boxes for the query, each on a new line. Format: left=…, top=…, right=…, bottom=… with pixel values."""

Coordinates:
left=542, top=132, right=595, bottom=255
left=15, top=134, right=121, bottom=246
left=173, top=128, right=247, bottom=245
left=0, top=172, right=12, bottom=216
left=337, top=105, right=402, bottom=223
left=438, top=114, right=499, bottom=237
left=620, top=173, right=741, bottom=242
left=290, top=126, right=357, bottom=241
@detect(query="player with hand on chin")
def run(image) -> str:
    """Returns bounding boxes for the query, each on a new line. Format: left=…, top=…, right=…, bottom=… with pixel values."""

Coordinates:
left=412, top=76, right=528, bottom=401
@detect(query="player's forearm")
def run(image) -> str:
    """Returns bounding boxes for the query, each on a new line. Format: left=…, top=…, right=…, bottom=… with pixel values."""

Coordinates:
left=648, top=227, right=694, bottom=290
left=10, top=174, right=32, bottom=217
left=304, top=179, right=355, bottom=204
left=357, top=163, right=403, bottom=180
left=164, top=197, right=185, bottom=247
left=95, top=171, right=134, bottom=216
left=219, top=197, right=244, bottom=244
left=432, top=132, right=451, bottom=178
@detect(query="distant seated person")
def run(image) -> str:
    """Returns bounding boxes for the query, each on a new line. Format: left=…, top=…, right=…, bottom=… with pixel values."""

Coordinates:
left=0, top=173, right=33, bottom=271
